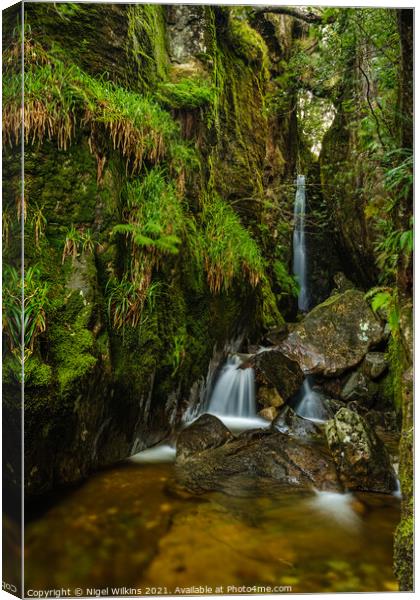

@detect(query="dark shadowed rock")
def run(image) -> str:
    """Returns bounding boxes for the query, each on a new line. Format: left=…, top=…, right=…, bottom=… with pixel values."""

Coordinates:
left=272, top=405, right=323, bottom=441
left=278, top=289, right=385, bottom=376
left=176, top=414, right=233, bottom=462
left=252, top=349, right=304, bottom=401
left=361, top=352, right=388, bottom=380
left=176, top=431, right=341, bottom=494
left=341, top=371, right=378, bottom=408
left=325, top=408, right=397, bottom=493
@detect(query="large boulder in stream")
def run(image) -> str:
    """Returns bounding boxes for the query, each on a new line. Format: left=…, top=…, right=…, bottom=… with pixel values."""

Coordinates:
left=325, top=408, right=397, bottom=494
left=278, top=289, right=385, bottom=376
left=176, top=416, right=341, bottom=494
left=176, top=414, right=234, bottom=462
left=252, top=349, right=304, bottom=401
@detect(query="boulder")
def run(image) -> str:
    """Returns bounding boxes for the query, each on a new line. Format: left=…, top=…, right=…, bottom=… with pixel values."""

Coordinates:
left=257, top=385, right=284, bottom=408
left=176, top=431, right=341, bottom=494
left=341, top=371, right=378, bottom=408
left=258, top=407, right=278, bottom=422
left=278, top=289, right=385, bottom=376
left=332, top=271, right=355, bottom=293
left=361, top=352, right=388, bottom=380
left=176, top=414, right=233, bottom=462
left=252, top=349, right=304, bottom=401
left=325, top=408, right=397, bottom=493
left=272, top=405, right=323, bottom=441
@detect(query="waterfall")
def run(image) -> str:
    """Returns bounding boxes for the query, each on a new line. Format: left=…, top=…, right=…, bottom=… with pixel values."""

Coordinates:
left=292, top=176, right=326, bottom=423
left=293, top=376, right=327, bottom=423
left=293, top=175, right=310, bottom=312
left=205, top=354, right=267, bottom=432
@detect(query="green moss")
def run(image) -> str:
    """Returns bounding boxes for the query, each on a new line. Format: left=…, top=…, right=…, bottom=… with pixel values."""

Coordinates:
left=227, top=12, right=269, bottom=68
left=49, top=298, right=97, bottom=395
left=156, top=78, right=215, bottom=110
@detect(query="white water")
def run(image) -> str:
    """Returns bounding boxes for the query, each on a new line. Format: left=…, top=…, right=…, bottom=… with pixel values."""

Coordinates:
left=293, top=174, right=309, bottom=312
left=294, top=377, right=327, bottom=423
left=308, top=490, right=361, bottom=530
left=129, top=443, right=176, bottom=463
left=292, top=176, right=327, bottom=422
left=206, top=354, right=268, bottom=432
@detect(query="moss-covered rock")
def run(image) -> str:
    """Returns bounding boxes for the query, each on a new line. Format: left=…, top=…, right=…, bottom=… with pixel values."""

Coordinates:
left=279, top=289, right=385, bottom=376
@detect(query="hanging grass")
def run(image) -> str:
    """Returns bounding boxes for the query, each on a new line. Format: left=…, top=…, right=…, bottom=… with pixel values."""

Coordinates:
left=199, top=194, right=265, bottom=294
left=2, top=40, right=179, bottom=172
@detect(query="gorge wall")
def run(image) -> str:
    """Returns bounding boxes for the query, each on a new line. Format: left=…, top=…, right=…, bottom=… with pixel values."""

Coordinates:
left=3, top=3, right=302, bottom=496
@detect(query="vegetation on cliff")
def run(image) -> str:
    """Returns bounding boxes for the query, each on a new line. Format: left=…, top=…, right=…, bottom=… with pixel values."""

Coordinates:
left=2, top=3, right=413, bottom=591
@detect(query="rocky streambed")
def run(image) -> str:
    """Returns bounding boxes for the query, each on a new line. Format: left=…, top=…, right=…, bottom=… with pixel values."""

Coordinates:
left=22, top=283, right=402, bottom=593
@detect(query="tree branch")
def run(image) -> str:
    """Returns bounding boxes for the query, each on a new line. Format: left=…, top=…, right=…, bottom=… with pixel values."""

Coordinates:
left=253, top=6, right=334, bottom=25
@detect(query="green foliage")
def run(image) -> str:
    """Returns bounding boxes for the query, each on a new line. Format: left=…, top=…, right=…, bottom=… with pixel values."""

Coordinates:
left=156, top=78, right=215, bottom=109
left=2, top=265, right=50, bottom=357
left=198, top=194, right=265, bottom=294
left=30, top=202, right=47, bottom=248
left=62, top=226, right=96, bottom=263
left=365, top=286, right=399, bottom=333
left=113, top=167, right=184, bottom=262
left=3, top=38, right=179, bottom=171
left=106, top=275, right=161, bottom=330
left=273, top=260, right=299, bottom=298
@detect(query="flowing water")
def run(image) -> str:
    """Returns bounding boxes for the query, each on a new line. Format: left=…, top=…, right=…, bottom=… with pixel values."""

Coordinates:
left=292, top=175, right=328, bottom=422
left=21, top=175, right=400, bottom=594
left=205, top=354, right=268, bottom=433
left=24, top=459, right=400, bottom=594
left=293, top=174, right=309, bottom=312
left=293, top=376, right=329, bottom=423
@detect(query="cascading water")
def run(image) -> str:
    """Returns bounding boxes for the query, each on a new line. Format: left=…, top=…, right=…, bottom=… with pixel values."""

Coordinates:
left=292, top=176, right=326, bottom=423
left=292, top=376, right=328, bottom=423
left=293, top=174, right=310, bottom=312
left=206, top=354, right=267, bottom=432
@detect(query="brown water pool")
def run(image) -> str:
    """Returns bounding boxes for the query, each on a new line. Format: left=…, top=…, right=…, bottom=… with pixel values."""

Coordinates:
left=24, top=459, right=400, bottom=595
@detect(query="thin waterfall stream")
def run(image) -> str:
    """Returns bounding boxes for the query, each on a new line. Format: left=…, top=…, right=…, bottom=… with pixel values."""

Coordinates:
left=292, top=175, right=327, bottom=423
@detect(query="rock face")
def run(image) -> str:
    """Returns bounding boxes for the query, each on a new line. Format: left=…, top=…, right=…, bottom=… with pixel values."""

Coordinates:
left=252, top=349, right=304, bottom=401
left=272, top=405, right=323, bottom=441
left=176, top=427, right=341, bottom=494
left=361, top=352, right=388, bottom=380
left=341, top=371, right=378, bottom=408
left=257, top=385, right=284, bottom=408
left=258, top=407, right=278, bottom=422
left=176, top=414, right=234, bottom=462
left=325, top=408, right=397, bottom=494
left=279, top=290, right=385, bottom=376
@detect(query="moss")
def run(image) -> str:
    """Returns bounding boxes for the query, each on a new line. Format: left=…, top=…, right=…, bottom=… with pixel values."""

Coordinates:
left=156, top=78, right=215, bottom=110
left=49, top=298, right=97, bottom=396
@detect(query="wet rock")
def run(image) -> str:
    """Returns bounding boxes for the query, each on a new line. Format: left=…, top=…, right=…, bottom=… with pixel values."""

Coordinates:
left=258, top=407, right=278, bottom=422
left=176, top=431, right=341, bottom=494
left=176, top=414, right=233, bottom=462
left=332, top=271, right=355, bottom=293
left=365, top=410, right=398, bottom=433
left=252, top=349, right=304, bottom=401
left=325, top=408, right=397, bottom=493
left=257, top=385, right=284, bottom=408
left=341, top=371, right=378, bottom=408
left=279, top=289, right=385, bottom=376
left=272, top=405, right=324, bottom=440
left=263, top=323, right=289, bottom=346
left=361, top=352, right=388, bottom=380
left=324, top=397, right=347, bottom=415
